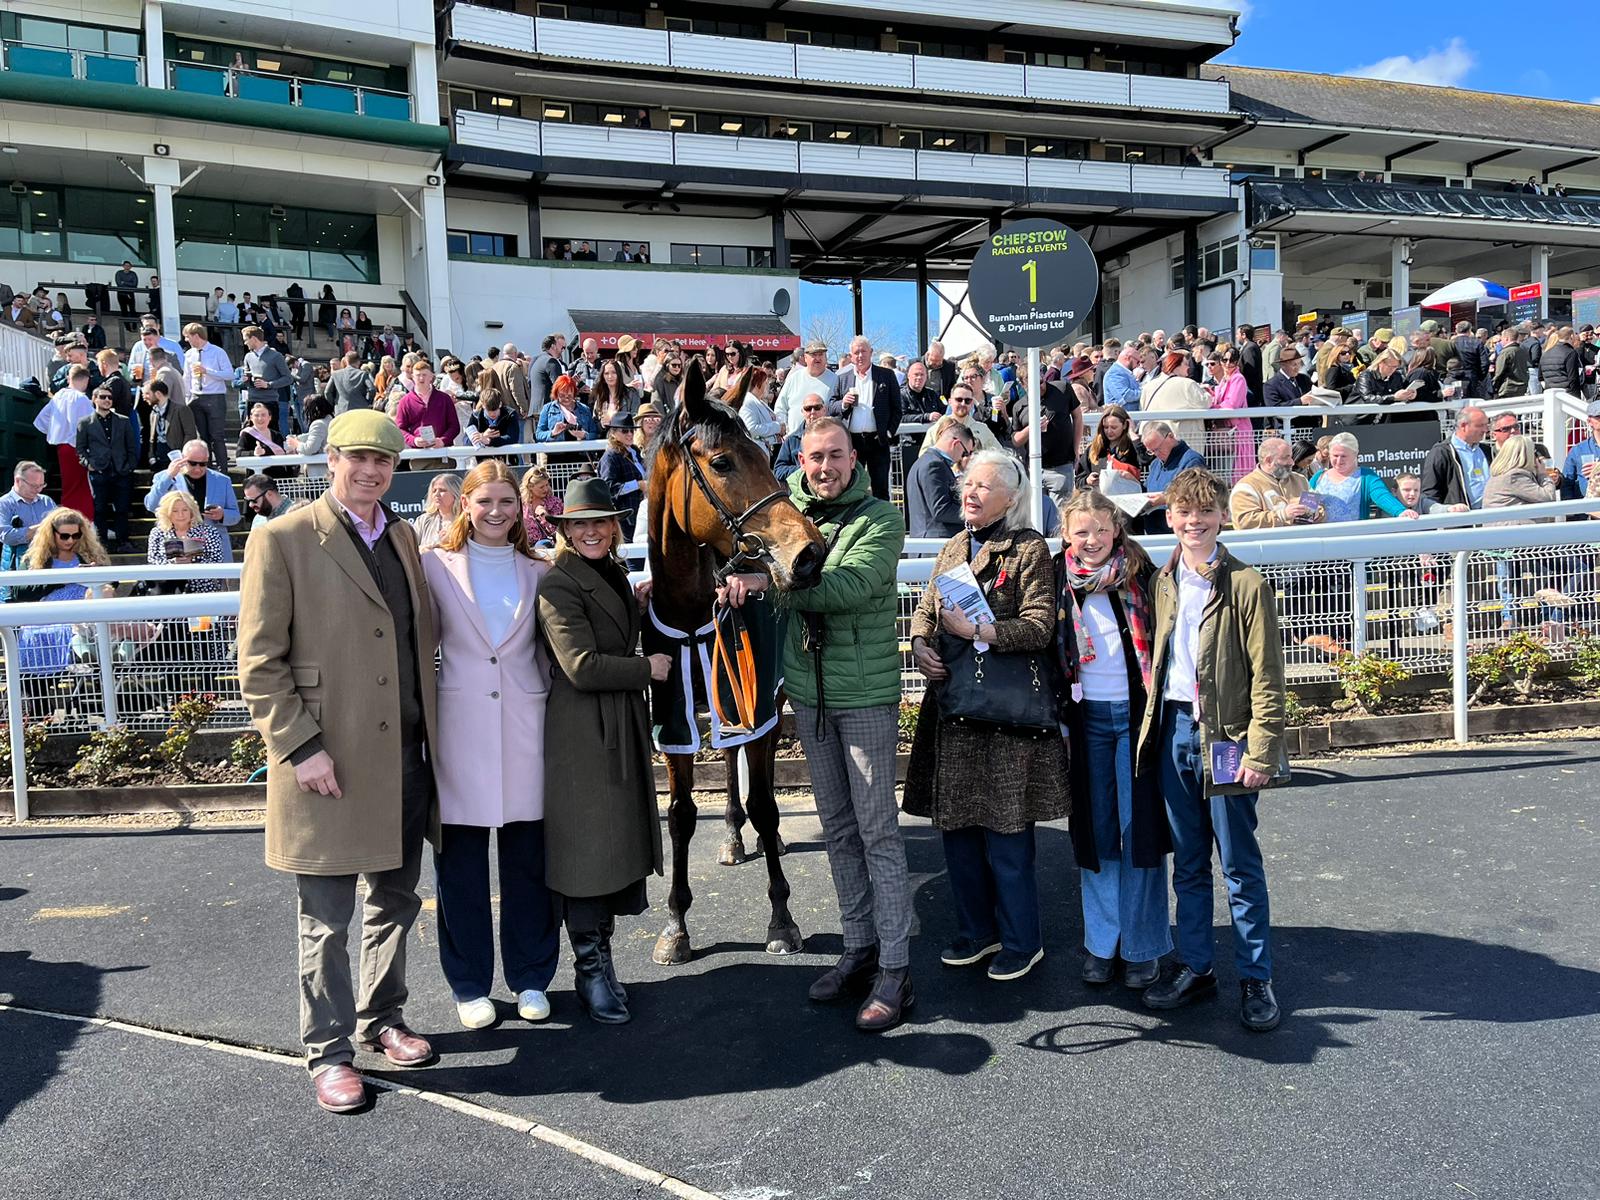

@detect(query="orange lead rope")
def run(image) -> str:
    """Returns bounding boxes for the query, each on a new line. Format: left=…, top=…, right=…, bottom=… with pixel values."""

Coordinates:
left=710, top=602, right=760, bottom=733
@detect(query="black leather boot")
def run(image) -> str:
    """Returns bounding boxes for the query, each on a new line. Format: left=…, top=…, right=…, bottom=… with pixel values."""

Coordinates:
left=571, top=929, right=630, bottom=1024
left=598, top=916, right=628, bottom=1006
left=856, top=966, right=914, bottom=1032
left=808, top=944, right=879, bottom=1003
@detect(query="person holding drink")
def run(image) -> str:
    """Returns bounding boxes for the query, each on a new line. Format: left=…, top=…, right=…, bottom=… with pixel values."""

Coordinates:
left=183, top=322, right=234, bottom=471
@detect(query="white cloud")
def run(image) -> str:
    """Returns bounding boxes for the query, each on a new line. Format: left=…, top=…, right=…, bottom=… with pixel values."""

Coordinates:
left=1233, top=0, right=1253, bottom=26
left=1344, top=38, right=1476, bottom=88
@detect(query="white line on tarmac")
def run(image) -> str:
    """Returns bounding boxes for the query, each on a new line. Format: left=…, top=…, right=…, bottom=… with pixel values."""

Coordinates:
left=0, top=1001, right=723, bottom=1200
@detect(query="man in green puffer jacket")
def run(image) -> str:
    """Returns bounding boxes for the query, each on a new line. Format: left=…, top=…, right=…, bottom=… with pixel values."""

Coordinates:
left=723, top=417, right=912, bottom=1031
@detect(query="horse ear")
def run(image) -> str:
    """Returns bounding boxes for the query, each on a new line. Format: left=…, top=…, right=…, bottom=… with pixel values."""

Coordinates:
left=721, top=365, right=750, bottom=409
left=681, top=356, right=711, bottom=420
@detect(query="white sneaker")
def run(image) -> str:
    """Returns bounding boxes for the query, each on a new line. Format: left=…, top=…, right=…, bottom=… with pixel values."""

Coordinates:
left=517, top=989, right=551, bottom=1022
left=456, top=996, right=497, bottom=1029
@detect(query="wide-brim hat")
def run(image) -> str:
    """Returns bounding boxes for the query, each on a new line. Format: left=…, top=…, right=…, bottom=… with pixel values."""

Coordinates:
left=617, top=334, right=638, bottom=353
left=606, top=412, right=635, bottom=432
left=326, top=409, right=405, bottom=457
left=557, top=477, right=627, bottom=520
left=1065, top=354, right=1094, bottom=379
left=634, top=402, right=664, bottom=421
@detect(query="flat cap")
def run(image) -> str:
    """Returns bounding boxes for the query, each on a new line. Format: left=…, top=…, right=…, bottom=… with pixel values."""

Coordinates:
left=326, top=409, right=405, bottom=457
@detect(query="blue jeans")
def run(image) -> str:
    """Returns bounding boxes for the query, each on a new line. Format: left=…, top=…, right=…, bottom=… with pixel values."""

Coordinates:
left=1080, top=699, right=1172, bottom=962
left=1160, top=704, right=1273, bottom=980
left=433, top=820, right=559, bottom=1002
left=942, top=824, right=1042, bottom=956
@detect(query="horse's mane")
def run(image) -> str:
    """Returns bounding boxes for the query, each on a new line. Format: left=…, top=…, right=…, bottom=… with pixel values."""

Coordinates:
left=648, top=399, right=749, bottom=463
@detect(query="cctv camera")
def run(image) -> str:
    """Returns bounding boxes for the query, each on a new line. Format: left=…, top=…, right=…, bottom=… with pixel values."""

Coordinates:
left=1248, top=237, right=1267, bottom=250
left=1401, top=257, right=1414, bottom=268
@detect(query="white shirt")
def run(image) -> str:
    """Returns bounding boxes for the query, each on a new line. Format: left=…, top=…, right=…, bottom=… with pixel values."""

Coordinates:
left=129, top=335, right=182, bottom=378
left=466, top=540, right=522, bottom=648
left=843, top=366, right=876, bottom=434
left=779, top=369, right=834, bottom=434
left=1163, top=554, right=1214, bottom=704
left=1077, top=593, right=1130, bottom=702
left=35, top=387, right=93, bottom=445
left=185, top=342, right=234, bottom=396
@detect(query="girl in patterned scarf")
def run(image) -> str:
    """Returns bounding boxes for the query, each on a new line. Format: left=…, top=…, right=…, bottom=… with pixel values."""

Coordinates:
left=1054, top=489, right=1172, bottom=991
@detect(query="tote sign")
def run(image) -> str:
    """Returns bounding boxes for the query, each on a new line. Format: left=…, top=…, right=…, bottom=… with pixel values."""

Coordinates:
left=966, top=219, right=1098, bottom=347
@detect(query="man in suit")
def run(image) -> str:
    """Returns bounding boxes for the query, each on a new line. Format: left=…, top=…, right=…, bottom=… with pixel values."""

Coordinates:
left=1236, top=324, right=1265, bottom=409
left=144, top=439, right=241, bottom=535
left=143, top=378, right=197, bottom=471
left=238, top=410, right=440, bottom=1115
left=523, top=334, right=564, bottom=439
left=74, top=385, right=139, bottom=551
left=905, top=416, right=974, bottom=538
left=326, top=351, right=375, bottom=414
left=831, top=335, right=902, bottom=500
left=1264, top=344, right=1311, bottom=410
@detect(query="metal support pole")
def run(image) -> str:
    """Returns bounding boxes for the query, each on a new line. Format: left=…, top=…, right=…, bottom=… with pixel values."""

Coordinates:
left=915, top=260, right=929, bottom=352
left=852, top=280, right=864, bottom=337
left=1026, top=344, right=1044, bottom=532
left=94, top=622, right=119, bottom=727
left=3, top=627, right=28, bottom=823
left=1452, top=549, right=1469, bottom=745
left=1350, top=559, right=1368, bottom=654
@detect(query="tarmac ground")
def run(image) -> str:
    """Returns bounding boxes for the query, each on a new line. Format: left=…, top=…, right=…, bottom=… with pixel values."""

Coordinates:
left=2, top=737, right=1598, bottom=1199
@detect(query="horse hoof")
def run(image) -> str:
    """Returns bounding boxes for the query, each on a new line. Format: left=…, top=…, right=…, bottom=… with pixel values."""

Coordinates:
left=753, top=832, right=787, bottom=858
left=717, top=835, right=747, bottom=867
left=652, top=931, right=692, bottom=966
left=765, top=924, right=804, bottom=956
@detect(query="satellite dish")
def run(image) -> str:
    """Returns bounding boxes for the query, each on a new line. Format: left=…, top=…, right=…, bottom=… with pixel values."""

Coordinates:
left=771, top=287, right=792, bottom=318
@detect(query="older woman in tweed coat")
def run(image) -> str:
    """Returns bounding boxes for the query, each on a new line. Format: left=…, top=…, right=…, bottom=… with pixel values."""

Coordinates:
left=906, top=450, right=1068, bottom=982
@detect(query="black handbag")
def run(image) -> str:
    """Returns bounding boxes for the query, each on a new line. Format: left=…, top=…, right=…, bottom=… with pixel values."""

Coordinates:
left=936, top=632, right=1056, bottom=736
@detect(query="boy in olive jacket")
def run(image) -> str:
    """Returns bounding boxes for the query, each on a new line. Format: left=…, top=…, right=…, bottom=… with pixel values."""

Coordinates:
left=1134, top=467, right=1287, bottom=1032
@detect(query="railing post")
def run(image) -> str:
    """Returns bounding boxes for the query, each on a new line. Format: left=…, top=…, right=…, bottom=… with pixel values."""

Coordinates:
left=3, top=627, right=29, bottom=823
left=1350, top=559, right=1368, bottom=654
left=1452, top=549, right=1469, bottom=745
left=1542, top=388, right=1564, bottom=461
left=93, top=622, right=118, bottom=728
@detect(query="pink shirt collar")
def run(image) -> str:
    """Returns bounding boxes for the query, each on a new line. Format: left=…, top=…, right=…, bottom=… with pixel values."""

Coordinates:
left=331, top=494, right=388, bottom=550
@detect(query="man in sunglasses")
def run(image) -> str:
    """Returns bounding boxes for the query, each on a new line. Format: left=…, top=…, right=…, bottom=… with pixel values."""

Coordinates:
left=144, top=438, right=240, bottom=536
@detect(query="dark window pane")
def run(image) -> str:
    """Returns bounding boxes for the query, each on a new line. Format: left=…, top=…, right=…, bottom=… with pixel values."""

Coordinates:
left=670, top=243, right=696, bottom=266
left=448, top=232, right=469, bottom=254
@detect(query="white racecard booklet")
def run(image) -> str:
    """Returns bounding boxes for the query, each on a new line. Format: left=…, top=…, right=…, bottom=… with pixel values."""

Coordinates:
left=935, top=562, right=998, bottom=652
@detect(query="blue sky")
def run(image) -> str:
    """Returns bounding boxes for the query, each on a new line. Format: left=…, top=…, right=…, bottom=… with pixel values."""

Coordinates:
left=800, top=3, right=1595, bottom=357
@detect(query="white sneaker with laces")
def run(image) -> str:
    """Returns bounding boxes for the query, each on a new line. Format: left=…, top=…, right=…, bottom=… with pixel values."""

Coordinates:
left=517, top=989, right=551, bottom=1022
left=456, top=996, right=497, bottom=1029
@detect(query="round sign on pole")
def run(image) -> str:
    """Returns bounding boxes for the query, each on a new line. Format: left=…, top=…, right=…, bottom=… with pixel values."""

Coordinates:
left=965, top=218, right=1099, bottom=349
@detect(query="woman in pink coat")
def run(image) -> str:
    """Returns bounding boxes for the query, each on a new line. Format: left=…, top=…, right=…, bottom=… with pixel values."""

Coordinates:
left=1206, top=345, right=1253, bottom=484
left=423, top=459, right=558, bottom=1031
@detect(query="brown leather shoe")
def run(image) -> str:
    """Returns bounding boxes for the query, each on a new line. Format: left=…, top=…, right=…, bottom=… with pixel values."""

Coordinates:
left=357, top=1023, right=435, bottom=1067
left=312, top=1064, right=366, bottom=1114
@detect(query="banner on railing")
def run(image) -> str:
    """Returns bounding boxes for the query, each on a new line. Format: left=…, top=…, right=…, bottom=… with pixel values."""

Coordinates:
left=1350, top=422, right=1440, bottom=481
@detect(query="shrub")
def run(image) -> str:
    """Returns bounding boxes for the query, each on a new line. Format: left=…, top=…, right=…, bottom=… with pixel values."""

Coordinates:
left=896, top=699, right=921, bottom=744
left=1284, top=690, right=1308, bottom=727
left=70, top=725, right=147, bottom=787
left=0, top=722, right=52, bottom=774
left=156, top=693, right=218, bottom=779
left=1334, top=652, right=1411, bottom=715
left=1469, top=632, right=1552, bottom=703
left=229, top=732, right=267, bottom=775
left=1571, top=632, right=1600, bottom=692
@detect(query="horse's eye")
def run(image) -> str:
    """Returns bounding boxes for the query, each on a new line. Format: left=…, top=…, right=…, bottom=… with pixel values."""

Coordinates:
left=709, top=455, right=734, bottom=474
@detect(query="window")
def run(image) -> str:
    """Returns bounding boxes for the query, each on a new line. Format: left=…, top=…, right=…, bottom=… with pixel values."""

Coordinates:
left=1104, top=143, right=1183, bottom=166
left=1249, top=236, right=1278, bottom=272
left=787, top=28, right=877, bottom=51
left=1104, top=276, right=1121, bottom=329
left=669, top=244, right=774, bottom=268
left=667, top=111, right=695, bottom=131
left=1006, top=48, right=1088, bottom=69
left=448, top=230, right=518, bottom=258
left=1002, top=137, right=1087, bottom=159
left=172, top=198, right=379, bottom=283
left=1170, top=251, right=1184, bottom=293
left=809, top=121, right=879, bottom=145
left=1103, top=57, right=1184, bottom=77
left=0, top=185, right=156, bottom=264
left=482, top=93, right=520, bottom=113
left=1194, top=235, right=1239, bottom=285
left=774, top=120, right=812, bottom=140
left=706, top=114, right=768, bottom=137
left=167, top=36, right=405, bottom=91
left=669, top=16, right=761, bottom=37
left=910, top=38, right=985, bottom=61
left=901, top=128, right=983, bottom=153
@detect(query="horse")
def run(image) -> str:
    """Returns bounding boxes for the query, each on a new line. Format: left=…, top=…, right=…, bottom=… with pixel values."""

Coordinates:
left=645, top=360, right=826, bottom=966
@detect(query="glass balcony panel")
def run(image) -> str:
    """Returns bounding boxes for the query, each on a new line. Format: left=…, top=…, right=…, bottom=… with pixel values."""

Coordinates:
left=361, top=92, right=411, bottom=121
left=298, top=82, right=358, bottom=114
left=237, top=73, right=293, bottom=104
left=175, top=239, right=238, bottom=273
left=82, top=55, right=140, bottom=85
left=8, top=46, right=76, bottom=79
left=172, top=64, right=227, bottom=95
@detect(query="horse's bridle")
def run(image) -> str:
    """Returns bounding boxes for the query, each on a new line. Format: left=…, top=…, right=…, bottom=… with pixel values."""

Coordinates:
left=676, top=416, right=786, bottom=576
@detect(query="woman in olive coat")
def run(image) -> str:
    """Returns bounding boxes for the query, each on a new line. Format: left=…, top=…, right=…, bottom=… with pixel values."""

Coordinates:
left=537, top=478, right=671, bottom=1024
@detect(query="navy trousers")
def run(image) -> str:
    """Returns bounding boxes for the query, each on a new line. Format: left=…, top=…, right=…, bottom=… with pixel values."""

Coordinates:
left=1160, top=704, right=1273, bottom=980
left=433, top=820, right=560, bottom=1002
left=942, top=824, right=1043, bottom=956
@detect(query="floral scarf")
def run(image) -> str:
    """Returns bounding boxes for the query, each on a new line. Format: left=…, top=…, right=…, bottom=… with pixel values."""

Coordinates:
left=1056, top=546, right=1154, bottom=692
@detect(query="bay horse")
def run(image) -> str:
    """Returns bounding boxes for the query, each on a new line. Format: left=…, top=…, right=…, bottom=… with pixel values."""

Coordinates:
left=645, top=360, right=826, bottom=966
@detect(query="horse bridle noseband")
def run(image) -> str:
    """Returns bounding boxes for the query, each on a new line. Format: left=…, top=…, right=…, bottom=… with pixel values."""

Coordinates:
left=676, top=416, right=786, bottom=578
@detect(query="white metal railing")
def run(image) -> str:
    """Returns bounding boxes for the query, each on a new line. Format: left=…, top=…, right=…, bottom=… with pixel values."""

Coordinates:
left=0, top=321, right=56, bottom=388
left=452, top=112, right=1233, bottom=199
left=8, top=517, right=1600, bottom=821
left=449, top=5, right=1232, bottom=114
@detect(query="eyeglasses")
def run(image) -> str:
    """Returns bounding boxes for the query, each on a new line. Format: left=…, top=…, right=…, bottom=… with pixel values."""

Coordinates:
left=1494, top=424, right=1518, bottom=434
left=56, top=530, right=83, bottom=542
